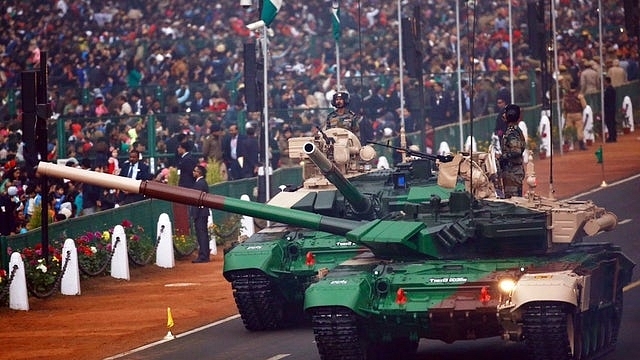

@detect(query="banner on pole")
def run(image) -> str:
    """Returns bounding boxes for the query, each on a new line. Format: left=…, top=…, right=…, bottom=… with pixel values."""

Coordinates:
left=331, top=2, right=341, bottom=41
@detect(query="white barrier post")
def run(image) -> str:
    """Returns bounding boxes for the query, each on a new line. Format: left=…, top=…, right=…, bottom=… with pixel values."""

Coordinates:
left=623, top=95, right=634, bottom=132
left=156, top=213, right=175, bottom=268
left=9, top=252, right=29, bottom=311
left=464, top=136, right=477, bottom=152
left=538, top=111, right=552, bottom=157
left=208, top=210, right=218, bottom=256
left=239, top=194, right=255, bottom=238
left=438, top=141, right=451, bottom=156
left=61, top=238, right=81, bottom=295
left=111, top=225, right=130, bottom=280
left=583, top=105, right=595, bottom=142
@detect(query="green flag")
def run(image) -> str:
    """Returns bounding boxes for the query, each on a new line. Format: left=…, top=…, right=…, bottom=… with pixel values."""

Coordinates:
left=595, top=146, right=603, bottom=164
left=261, top=0, right=282, bottom=27
left=331, top=3, right=341, bottom=41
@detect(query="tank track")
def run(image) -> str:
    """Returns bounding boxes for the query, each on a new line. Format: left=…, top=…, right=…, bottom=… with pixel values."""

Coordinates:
left=311, top=307, right=366, bottom=360
left=229, top=270, right=288, bottom=331
left=522, top=301, right=619, bottom=360
left=311, top=306, right=418, bottom=360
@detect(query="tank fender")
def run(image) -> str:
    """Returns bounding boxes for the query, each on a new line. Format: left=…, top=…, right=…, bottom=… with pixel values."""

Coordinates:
left=304, top=273, right=373, bottom=316
left=223, top=241, right=286, bottom=281
left=510, top=270, right=589, bottom=312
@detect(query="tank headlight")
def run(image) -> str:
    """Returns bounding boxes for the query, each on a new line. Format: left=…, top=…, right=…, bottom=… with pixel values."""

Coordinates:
left=498, top=278, right=517, bottom=293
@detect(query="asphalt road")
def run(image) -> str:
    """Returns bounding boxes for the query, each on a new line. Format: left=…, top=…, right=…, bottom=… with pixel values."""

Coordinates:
left=111, top=175, right=640, bottom=360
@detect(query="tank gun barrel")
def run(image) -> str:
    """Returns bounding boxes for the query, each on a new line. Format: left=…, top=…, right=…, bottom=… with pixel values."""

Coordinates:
left=35, top=162, right=361, bottom=235
left=303, top=142, right=372, bottom=215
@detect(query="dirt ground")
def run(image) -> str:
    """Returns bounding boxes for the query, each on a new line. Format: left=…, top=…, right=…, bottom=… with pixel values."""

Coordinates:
left=2, top=133, right=640, bottom=360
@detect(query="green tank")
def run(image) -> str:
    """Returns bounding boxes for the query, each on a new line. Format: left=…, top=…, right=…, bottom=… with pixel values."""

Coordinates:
left=301, top=151, right=635, bottom=360
left=36, top=152, right=634, bottom=360
left=221, top=128, right=458, bottom=330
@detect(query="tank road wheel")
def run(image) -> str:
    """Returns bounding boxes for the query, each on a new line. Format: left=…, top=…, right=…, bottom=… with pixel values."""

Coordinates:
left=522, top=301, right=573, bottom=360
left=230, top=270, right=286, bottom=331
left=311, top=306, right=368, bottom=360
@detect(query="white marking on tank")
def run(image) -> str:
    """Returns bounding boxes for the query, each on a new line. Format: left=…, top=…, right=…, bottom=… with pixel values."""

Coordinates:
left=330, top=280, right=348, bottom=285
left=246, top=246, right=263, bottom=250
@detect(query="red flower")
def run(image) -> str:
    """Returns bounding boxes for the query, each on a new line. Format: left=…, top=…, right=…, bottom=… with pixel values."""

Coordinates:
left=121, top=219, right=133, bottom=228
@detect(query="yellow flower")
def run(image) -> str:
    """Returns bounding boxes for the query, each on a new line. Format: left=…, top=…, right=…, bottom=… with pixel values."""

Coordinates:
left=102, top=231, right=111, bottom=241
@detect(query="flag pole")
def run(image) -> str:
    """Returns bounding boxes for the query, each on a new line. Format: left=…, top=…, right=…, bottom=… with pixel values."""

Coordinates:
left=456, top=0, right=463, bottom=151
left=335, top=42, right=341, bottom=91
left=397, top=0, right=406, bottom=163
left=246, top=19, right=271, bottom=203
left=332, top=1, right=341, bottom=91
left=262, top=24, right=271, bottom=202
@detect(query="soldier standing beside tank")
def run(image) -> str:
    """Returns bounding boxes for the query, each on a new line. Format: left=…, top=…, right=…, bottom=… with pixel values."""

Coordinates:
left=499, top=104, right=526, bottom=198
left=324, top=92, right=360, bottom=136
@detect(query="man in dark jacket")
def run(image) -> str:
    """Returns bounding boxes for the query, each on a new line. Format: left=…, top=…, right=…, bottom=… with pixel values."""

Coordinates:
left=119, top=149, right=151, bottom=204
left=176, top=141, right=198, bottom=188
left=603, top=76, right=617, bottom=142
left=241, top=125, right=260, bottom=178
left=222, top=123, right=247, bottom=180
left=190, top=165, right=210, bottom=263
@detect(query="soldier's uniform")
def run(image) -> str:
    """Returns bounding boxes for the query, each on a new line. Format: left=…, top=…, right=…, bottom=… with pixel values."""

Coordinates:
left=500, top=105, right=526, bottom=198
left=325, top=110, right=360, bottom=134
left=324, top=92, right=360, bottom=136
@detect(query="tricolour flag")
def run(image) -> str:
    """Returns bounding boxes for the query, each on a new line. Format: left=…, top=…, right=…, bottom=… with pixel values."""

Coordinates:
left=261, top=0, right=283, bottom=27
left=331, top=3, right=341, bottom=41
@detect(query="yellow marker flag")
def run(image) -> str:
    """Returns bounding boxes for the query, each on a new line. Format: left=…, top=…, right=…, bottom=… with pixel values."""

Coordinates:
left=167, top=307, right=174, bottom=329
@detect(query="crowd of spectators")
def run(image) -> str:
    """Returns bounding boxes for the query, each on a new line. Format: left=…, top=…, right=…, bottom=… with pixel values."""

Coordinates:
left=0, top=0, right=638, bottom=233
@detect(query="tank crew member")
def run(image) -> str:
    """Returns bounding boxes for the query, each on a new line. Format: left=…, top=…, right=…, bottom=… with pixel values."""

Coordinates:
left=324, top=91, right=361, bottom=136
left=499, top=104, right=526, bottom=198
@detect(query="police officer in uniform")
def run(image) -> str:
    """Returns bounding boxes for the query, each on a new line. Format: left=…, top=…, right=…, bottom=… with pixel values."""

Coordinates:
left=324, top=92, right=361, bottom=136
left=499, top=104, right=526, bottom=198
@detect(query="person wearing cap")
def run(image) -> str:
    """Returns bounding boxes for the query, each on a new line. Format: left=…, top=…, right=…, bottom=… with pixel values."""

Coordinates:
left=498, top=104, right=526, bottom=198
left=562, top=81, right=587, bottom=150
left=201, top=122, right=227, bottom=179
left=324, top=91, right=361, bottom=136
left=579, top=59, right=600, bottom=94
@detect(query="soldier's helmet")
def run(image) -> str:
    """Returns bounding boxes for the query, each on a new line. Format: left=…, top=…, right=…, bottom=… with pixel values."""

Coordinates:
left=331, top=91, right=350, bottom=107
left=504, top=104, right=521, bottom=123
